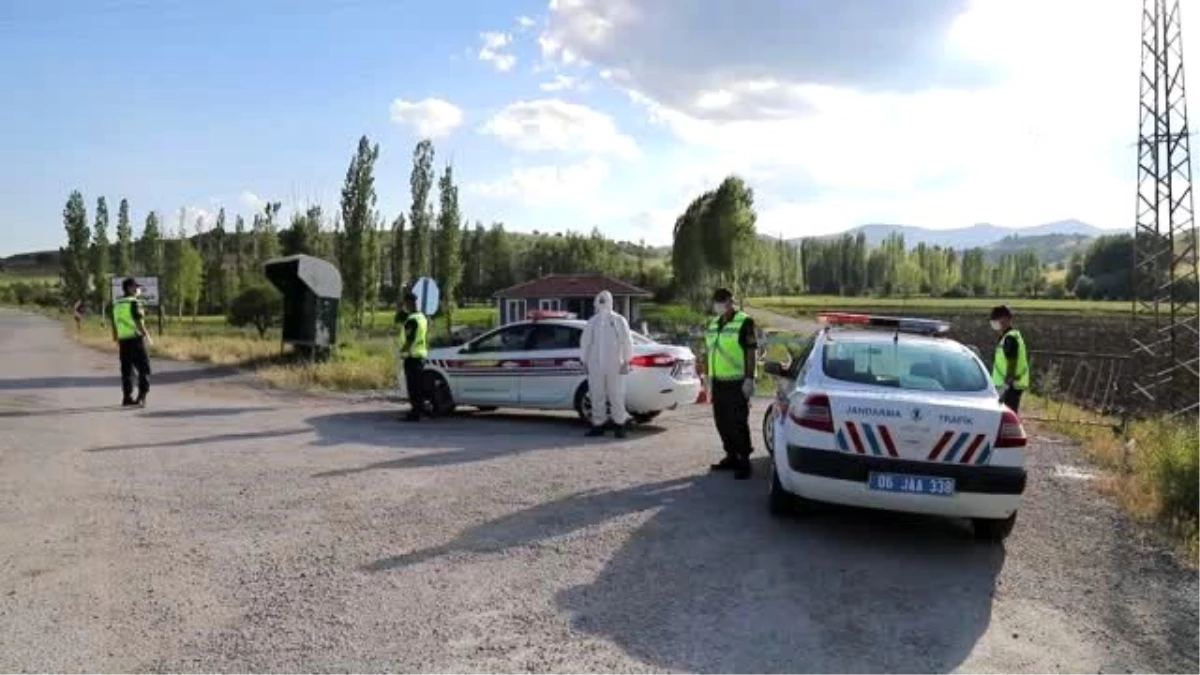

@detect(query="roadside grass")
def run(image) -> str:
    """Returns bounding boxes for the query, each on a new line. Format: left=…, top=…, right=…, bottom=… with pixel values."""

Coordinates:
left=1023, top=395, right=1199, bottom=562
left=751, top=295, right=1128, bottom=315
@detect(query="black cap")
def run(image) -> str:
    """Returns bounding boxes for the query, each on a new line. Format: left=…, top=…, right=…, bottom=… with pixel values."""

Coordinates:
left=712, top=287, right=734, bottom=303
left=989, top=305, right=1012, bottom=320
left=121, top=277, right=139, bottom=292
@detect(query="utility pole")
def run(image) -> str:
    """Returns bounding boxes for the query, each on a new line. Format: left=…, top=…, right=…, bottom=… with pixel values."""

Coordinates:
left=1132, top=0, right=1200, bottom=416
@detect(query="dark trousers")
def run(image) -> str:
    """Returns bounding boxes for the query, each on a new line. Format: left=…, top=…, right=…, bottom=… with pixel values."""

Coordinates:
left=712, top=379, right=752, bottom=460
left=403, top=357, right=426, bottom=416
left=1000, top=387, right=1023, bottom=414
left=118, top=337, right=151, bottom=400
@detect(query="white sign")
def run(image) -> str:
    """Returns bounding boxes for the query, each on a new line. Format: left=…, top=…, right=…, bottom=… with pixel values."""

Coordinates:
left=110, top=276, right=160, bottom=306
left=413, top=276, right=440, bottom=316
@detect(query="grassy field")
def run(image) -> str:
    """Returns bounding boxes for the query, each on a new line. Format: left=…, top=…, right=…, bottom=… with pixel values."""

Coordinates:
left=1024, top=394, right=1199, bottom=562
left=750, top=295, right=1129, bottom=315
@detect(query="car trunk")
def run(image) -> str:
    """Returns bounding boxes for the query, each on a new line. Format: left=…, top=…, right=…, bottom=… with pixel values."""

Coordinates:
left=827, top=390, right=1001, bottom=465
left=631, top=343, right=696, bottom=380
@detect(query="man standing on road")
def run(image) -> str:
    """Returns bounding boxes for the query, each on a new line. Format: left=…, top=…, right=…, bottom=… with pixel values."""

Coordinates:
left=111, top=278, right=152, bottom=407
left=990, top=305, right=1030, bottom=414
left=706, top=288, right=757, bottom=480
left=580, top=290, right=634, bottom=438
left=398, top=290, right=430, bottom=422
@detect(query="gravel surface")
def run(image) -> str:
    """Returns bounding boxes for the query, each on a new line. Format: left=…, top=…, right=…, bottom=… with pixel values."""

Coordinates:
left=0, top=308, right=1196, bottom=673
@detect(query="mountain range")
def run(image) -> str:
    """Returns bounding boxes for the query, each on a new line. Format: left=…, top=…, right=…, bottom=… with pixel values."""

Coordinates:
left=803, top=219, right=1119, bottom=250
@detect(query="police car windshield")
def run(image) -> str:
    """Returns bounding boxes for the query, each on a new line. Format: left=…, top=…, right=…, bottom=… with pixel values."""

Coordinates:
left=822, top=336, right=989, bottom=392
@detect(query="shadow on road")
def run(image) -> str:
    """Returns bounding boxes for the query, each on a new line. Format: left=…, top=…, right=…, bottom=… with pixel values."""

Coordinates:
left=0, top=404, right=128, bottom=419
left=85, top=427, right=310, bottom=452
left=0, top=366, right=238, bottom=391
left=305, top=409, right=664, bottom=478
left=137, top=406, right=276, bottom=419
left=366, top=463, right=1004, bottom=673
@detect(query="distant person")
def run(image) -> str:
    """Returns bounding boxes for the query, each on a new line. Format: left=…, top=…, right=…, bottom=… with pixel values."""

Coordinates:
left=990, top=305, right=1029, bottom=413
left=706, top=287, right=757, bottom=479
left=72, top=299, right=83, bottom=331
left=111, top=278, right=152, bottom=407
left=398, top=290, right=429, bottom=422
left=580, top=290, right=634, bottom=438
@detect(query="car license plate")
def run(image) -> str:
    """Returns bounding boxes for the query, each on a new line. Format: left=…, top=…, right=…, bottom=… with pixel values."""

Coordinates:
left=676, top=363, right=695, bottom=378
left=868, top=472, right=956, bottom=496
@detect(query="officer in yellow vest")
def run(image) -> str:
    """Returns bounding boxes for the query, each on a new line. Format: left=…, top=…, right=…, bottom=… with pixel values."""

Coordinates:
left=110, top=278, right=153, bottom=407
left=705, top=287, right=758, bottom=480
left=399, top=290, right=430, bottom=422
left=989, top=305, right=1030, bottom=413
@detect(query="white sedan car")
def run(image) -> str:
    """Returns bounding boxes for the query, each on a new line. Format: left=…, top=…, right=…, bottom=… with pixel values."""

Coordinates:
left=762, top=312, right=1029, bottom=542
left=400, top=316, right=701, bottom=423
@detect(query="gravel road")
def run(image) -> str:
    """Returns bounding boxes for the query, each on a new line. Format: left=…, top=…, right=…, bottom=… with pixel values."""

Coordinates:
left=0, top=308, right=1196, bottom=673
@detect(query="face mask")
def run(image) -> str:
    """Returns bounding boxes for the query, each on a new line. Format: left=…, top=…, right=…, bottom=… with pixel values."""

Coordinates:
left=989, top=320, right=1001, bottom=331
left=713, top=302, right=727, bottom=315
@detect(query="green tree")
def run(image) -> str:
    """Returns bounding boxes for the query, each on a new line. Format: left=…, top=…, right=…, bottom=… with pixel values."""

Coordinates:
left=282, top=205, right=324, bottom=257
left=482, top=222, right=515, bottom=292
left=435, top=163, right=463, bottom=328
left=233, top=215, right=247, bottom=290
left=409, top=139, right=435, bottom=277
left=60, top=191, right=90, bottom=304
left=179, top=232, right=204, bottom=319
left=390, top=213, right=407, bottom=292
left=204, top=207, right=229, bottom=313
left=137, top=211, right=164, bottom=276
left=90, top=196, right=110, bottom=305
left=115, top=198, right=133, bottom=277
left=339, top=135, right=381, bottom=325
left=227, top=284, right=282, bottom=338
left=252, top=201, right=282, bottom=272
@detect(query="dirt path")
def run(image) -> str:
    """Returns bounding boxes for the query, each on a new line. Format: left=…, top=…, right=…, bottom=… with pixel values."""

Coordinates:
left=0, top=308, right=1195, bottom=673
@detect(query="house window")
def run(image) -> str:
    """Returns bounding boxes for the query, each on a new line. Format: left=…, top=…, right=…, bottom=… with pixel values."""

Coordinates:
left=506, top=298, right=527, bottom=323
left=539, top=298, right=561, bottom=312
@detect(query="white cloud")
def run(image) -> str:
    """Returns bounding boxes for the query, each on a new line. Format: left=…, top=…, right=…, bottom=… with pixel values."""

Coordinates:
left=517, top=15, right=537, bottom=30
left=539, top=74, right=580, bottom=92
left=469, top=157, right=610, bottom=206
left=480, top=99, right=638, bottom=159
left=239, top=191, right=267, bottom=214
left=478, top=31, right=517, bottom=72
left=525, top=0, right=1200, bottom=237
left=389, top=97, right=465, bottom=139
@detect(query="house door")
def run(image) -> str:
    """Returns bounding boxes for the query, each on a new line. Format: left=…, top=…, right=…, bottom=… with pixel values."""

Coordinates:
left=506, top=298, right=527, bottom=323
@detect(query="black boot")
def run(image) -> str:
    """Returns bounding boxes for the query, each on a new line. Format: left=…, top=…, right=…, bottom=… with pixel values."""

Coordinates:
left=585, top=425, right=606, bottom=437
left=614, top=422, right=629, bottom=439
left=733, top=457, right=753, bottom=480
left=135, top=391, right=147, bottom=407
left=710, top=456, right=737, bottom=472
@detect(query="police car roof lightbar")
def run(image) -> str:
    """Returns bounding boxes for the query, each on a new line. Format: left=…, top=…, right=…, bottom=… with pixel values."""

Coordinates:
left=816, top=312, right=950, bottom=335
left=528, top=310, right=576, bottom=321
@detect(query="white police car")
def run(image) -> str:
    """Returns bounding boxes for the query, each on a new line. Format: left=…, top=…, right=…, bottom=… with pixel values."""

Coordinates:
left=762, top=312, right=1028, bottom=541
left=402, top=312, right=701, bottom=423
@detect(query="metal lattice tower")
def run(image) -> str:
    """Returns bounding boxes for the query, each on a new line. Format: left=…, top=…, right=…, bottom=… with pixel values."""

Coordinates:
left=1132, top=0, right=1200, bottom=416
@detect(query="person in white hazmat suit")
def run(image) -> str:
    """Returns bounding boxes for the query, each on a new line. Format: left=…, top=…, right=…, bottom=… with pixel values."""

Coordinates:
left=579, top=290, right=634, bottom=438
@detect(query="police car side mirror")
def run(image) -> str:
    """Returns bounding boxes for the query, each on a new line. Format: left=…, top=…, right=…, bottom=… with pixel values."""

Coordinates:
left=763, top=360, right=786, bottom=377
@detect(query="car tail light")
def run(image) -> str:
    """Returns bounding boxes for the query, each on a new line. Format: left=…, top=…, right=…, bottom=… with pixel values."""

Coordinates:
left=788, top=393, right=834, bottom=433
left=630, top=353, right=676, bottom=368
left=995, top=408, right=1028, bottom=448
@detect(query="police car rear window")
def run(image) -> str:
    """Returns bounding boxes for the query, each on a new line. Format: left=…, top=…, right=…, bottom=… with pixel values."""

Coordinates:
left=821, top=339, right=989, bottom=392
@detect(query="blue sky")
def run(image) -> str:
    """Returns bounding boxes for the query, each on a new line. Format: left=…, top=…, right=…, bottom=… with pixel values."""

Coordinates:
left=0, top=0, right=1190, bottom=256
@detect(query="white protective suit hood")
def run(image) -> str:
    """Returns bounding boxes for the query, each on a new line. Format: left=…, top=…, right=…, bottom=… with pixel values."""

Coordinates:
left=594, top=290, right=614, bottom=317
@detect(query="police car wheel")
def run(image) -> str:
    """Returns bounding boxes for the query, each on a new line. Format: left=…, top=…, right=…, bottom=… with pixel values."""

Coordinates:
left=631, top=411, right=660, bottom=425
left=762, top=406, right=777, bottom=457
left=421, top=372, right=456, bottom=417
left=973, top=512, right=1017, bottom=542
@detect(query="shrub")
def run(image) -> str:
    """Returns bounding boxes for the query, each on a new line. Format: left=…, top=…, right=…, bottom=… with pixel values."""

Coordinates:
left=1046, top=280, right=1068, bottom=300
left=227, top=284, right=282, bottom=338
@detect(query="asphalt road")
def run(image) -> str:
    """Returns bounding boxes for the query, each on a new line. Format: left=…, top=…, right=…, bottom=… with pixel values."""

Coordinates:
left=0, top=308, right=1196, bottom=673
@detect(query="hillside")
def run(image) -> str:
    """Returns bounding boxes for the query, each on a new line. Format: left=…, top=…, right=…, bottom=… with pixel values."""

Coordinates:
left=984, top=233, right=1093, bottom=264
left=802, top=219, right=1115, bottom=250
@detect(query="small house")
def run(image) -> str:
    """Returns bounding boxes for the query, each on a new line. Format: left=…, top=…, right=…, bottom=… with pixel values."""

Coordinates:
left=492, top=273, right=653, bottom=325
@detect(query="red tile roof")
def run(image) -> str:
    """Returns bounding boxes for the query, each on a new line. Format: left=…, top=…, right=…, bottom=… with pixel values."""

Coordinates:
left=492, top=273, right=653, bottom=299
